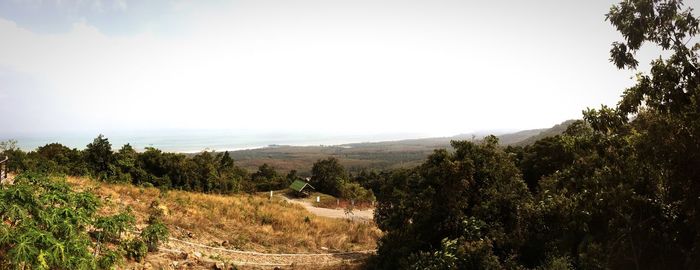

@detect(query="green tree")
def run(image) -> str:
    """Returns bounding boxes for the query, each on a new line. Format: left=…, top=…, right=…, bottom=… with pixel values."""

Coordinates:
left=252, top=163, right=278, bottom=181
left=339, top=182, right=375, bottom=203
left=190, top=151, right=219, bottom=192
left=0, top=140, right=28, bottom=173
left=520, top=135, right=575, bottom=191
left=372, top=137, right=532, bottom=269
left=35, top=143, right=74, bottom=175
left=286, top=169, right=301, bottom=182
left=251, top=163, right=286, bottom=191
left=219, top=151, right=234, bottom=171
left=84, top=135, right=114, bottom=179
left=353, top=169, right=383, bottom=195
left=519, top=1, right=700, bottom=268
left=310, top=157, right=347, bottom=196
left=215, top=151, right=243, bottom=193
left=113, top=144, right=139, bottom=183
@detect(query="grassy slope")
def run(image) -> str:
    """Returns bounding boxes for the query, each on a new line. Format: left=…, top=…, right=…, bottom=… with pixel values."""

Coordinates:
left=67, top=177, right=381, bottom=255
left=229, top=120, right=576, bottom=175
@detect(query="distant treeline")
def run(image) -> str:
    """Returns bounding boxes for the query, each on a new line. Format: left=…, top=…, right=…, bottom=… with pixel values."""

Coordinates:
left=0, top=136, right=374, bottom=202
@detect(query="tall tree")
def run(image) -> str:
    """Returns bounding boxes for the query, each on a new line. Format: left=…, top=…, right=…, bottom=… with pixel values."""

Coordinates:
left=520, top=135, right=575, bottom=191
left=84, top=134, right=114, bottom=179
left=310, top=157, right=347, bottom=196
left=251, top=163, right=286, bottom=191
left=527, top=1, right=700, bottom=268
left=219, top=151, right=234, bottom=172
left=114, top=144, right=138, bottom=183
left=372, top=137, right=532, bottom=269
left=603, top=0, right=700, bottom=267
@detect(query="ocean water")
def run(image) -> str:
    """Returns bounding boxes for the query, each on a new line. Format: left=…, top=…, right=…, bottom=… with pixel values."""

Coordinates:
left=2, top=131, right=425, bottom=153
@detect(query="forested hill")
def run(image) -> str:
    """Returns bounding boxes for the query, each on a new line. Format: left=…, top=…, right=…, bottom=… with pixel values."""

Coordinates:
left=511, top=119, right=577, bottom=146
left=228, top=120, right=575, bottom=174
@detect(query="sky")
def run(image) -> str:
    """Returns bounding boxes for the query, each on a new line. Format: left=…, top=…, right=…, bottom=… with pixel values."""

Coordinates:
left=1, top=0, right=697, bottom=139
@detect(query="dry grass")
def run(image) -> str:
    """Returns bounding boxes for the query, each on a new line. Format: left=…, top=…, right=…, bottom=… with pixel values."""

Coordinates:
left=67, top=177, right=381, bottom=254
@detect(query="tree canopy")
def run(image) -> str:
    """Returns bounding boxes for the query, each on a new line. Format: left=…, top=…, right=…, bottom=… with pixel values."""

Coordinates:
left=370, top=0, right=700, bottom=268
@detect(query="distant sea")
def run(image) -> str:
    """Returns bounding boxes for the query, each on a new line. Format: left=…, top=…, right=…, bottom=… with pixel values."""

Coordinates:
left=1, top=131, right=428, bottom=153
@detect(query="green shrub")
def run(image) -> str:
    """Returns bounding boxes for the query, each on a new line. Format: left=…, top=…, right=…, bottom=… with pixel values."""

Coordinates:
left=94, top=211, right=136, bottom=243
left=123, top=239, right=148, bottom=262
left=0, top=173, right=138, bottom=269
left=339, top=182, right=375, bottom=203
left=97, top=248, right=124, bottom=270
left=140, top=201, right=170, bottom=252
left=141, top=221, right=169, bottom=252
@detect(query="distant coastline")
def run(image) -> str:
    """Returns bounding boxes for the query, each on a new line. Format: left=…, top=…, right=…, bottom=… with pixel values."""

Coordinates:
left=0, top=132, right=430, bottom=153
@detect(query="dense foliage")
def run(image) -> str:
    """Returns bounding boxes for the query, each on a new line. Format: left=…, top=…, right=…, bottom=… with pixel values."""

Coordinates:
left=1, top=138, right=254, bottom=194
left=1, top=139, right=374, bottom=200
left=0, top=173, right=167, bottom=269
left=371, top=137, right=533, bottom=269
left=309, top=157, right=375, bottom=202
left=370, top=0, right=700, bottom=269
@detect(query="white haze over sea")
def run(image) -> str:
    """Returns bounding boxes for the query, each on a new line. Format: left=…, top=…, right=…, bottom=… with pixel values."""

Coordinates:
left=2, top=131, right=431, bottom=153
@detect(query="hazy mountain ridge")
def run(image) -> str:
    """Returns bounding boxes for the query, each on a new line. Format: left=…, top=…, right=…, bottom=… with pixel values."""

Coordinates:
left=512, top=119, right=577, bottom=146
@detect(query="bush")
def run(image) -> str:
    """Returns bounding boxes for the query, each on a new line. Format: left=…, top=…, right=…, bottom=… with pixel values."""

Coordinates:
left=339, top=182, right=375, bottom=203
left=97, top=248, right=124, bottom=270
left=141, top=222, right=169, bottom=252
left=94, top=211, right=136, bottom=243
left=0, top=173, right=137, bottom=269
left=141, top=200, right=169, bottom=251
left=123, top=239, right=148, bottom=262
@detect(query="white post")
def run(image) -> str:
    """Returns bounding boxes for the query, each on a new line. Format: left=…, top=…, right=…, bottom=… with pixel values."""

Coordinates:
left=270, top=190, right=273, bottom=200
left=316, top=196, right=320, bottom=203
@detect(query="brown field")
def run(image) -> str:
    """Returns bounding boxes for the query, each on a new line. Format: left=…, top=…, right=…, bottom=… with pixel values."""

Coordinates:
left=68, top=177, right=381, bottom=253
left=66, top=177, right=382, bottom=269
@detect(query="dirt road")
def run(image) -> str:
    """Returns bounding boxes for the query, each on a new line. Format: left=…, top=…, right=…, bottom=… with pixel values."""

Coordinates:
left=281, top=196, right=375, bottom=221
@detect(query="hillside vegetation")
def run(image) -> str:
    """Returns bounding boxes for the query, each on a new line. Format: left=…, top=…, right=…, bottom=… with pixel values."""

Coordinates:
left=228, top=120, right=574, bottom=175
left=0, top=172, right=379, bottom=269
left=67, top=176, right=381, bottom=254
left=367, top=0, right=700, bottom=268
left=0, top=173, right=169, bottom=269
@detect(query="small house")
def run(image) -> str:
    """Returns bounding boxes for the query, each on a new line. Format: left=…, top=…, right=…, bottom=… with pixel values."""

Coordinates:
left=289, top=179, right=314, bottom=197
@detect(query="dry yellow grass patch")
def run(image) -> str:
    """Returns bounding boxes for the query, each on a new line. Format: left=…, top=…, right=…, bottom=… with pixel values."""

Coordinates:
left=67, top=177, right=381, bottom=254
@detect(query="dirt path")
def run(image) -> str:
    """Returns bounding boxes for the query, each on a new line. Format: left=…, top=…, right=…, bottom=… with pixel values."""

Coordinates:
left=280, top=196, right=375, bottom=221
left=140, top=236, right=375, bottom=269
left=130, top=195, right=377, bottom=268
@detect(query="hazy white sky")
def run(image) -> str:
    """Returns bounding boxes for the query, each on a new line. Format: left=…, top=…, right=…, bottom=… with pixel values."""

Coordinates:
left=1, top=0, right=696, bottom=137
